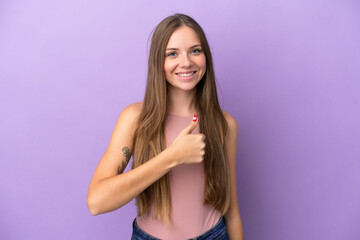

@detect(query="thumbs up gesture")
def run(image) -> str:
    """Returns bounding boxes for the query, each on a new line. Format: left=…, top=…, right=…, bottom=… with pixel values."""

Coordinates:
left=168, top=115, right=206, bottom=165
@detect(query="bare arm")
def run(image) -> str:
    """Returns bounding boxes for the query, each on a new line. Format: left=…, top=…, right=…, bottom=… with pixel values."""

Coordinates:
left=88, top=145, right=177, bottom=215
left=223, top=111, right=244, bottom=239
left=87, top=103, right=205, bottom=215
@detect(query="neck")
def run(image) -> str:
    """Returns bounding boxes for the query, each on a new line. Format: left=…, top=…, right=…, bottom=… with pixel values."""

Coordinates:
left=167, top=86, right=198, bottom=116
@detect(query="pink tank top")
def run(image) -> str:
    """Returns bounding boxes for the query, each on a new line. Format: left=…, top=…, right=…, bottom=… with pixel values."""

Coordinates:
left=136, top=112, right=222, bottom=239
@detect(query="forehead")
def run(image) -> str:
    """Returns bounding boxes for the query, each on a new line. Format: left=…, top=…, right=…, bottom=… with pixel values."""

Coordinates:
left=166, top=26, right=201, bottom=48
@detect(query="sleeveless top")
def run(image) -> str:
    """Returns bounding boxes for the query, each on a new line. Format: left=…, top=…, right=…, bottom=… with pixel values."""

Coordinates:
left=136, top=112, right=222, bottom=239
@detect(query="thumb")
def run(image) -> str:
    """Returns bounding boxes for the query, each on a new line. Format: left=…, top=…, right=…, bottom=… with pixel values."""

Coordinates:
left=181, top=114, right=198, bottom=135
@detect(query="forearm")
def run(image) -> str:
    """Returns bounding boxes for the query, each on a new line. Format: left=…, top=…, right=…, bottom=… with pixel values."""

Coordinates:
left=87, top=147, right=177, bottom=215
left=226, top=213, right=244, bottom=240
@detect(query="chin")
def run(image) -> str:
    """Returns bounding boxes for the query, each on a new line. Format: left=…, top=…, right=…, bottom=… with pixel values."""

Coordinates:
left=176, top=82, right=199, bottom=91
left=166, top=77, right=201, bottom=92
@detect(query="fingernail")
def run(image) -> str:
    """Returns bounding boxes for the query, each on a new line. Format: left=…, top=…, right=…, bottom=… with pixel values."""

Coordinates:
left=193, top=114, right=197, bottom=122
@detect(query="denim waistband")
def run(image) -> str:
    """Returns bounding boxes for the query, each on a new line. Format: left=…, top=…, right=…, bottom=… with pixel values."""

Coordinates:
left=131, top=216, right=229, bottom=240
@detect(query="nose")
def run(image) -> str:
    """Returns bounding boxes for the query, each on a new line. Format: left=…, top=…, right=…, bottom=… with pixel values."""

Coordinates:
left=180, top=54, right=193, bottom=68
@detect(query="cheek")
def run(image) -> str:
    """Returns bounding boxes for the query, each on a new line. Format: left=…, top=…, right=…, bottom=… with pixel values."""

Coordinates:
left=198, top=57, right=206, bottom=79
left=200, top=56, right=206, bottom=72
left=164, top=60, right=176, bottom=75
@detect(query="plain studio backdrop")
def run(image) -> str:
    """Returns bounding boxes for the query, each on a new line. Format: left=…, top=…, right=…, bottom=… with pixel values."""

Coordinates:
left=0, top=0, right=359, bottom=239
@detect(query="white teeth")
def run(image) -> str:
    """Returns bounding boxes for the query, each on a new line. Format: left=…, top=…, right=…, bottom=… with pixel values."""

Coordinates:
left=178, top=72, right=194, bottom=77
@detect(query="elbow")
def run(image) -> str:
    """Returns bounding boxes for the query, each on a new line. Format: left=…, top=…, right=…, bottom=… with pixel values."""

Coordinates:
left=88, top=206, right=99, bottom=216
left=87, top=194, right=100, bottom=216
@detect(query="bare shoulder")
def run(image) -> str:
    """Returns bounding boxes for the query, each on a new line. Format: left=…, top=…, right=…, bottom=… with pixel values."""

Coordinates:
left=120, top=101, right=143, bottom=120
left=116, top=101, right=143, bottom=128
left=222, top=110, right=238, bottom=132
left=88, top=101, right=144, bottom=184
left=107, top=101, right=143, bottom=151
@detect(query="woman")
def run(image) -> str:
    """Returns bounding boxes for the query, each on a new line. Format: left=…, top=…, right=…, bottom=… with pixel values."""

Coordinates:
left=87, top=13, right=243, bottom=239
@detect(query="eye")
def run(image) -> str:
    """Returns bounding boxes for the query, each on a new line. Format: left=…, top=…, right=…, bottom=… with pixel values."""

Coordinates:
left=167, top=52, right=177, bottom=57
left=191, top=49, right=202, bottom=54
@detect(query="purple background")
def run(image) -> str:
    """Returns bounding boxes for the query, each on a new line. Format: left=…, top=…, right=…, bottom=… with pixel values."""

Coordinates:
left=1, top=0, right=359, bottom=239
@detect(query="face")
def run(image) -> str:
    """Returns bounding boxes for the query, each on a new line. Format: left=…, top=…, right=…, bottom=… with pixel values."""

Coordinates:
left=164, top=26, right=206, bottom=93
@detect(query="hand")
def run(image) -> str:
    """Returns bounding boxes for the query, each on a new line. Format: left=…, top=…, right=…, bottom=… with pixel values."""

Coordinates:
left=168, top=115, right=206, bottom=165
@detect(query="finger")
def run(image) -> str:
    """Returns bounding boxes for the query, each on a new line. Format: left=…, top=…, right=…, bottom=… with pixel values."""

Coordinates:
left=202, top=134, right=206, bottom=141
left=181, top=114, right=198, bottom=135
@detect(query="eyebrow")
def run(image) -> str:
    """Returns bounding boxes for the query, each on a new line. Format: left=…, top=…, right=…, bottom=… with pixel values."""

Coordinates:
left=165, top=44, right=202, bottom=51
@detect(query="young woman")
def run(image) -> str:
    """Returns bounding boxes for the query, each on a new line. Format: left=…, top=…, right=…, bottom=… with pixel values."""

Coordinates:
left=87, top=13, right=243, bottom=240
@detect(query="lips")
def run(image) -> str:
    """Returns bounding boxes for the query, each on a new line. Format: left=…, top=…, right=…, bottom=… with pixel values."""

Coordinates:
left=176, top=71, right=196, bottom=77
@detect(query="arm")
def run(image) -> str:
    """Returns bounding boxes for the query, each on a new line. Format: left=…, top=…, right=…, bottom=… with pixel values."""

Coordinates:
left=87, top=103, right=205, bottom=215
left=223, top=111, right=244, bottom=240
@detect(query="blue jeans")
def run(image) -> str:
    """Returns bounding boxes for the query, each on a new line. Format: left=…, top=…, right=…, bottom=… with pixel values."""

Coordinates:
left=131, top=216, right=230, bottom=240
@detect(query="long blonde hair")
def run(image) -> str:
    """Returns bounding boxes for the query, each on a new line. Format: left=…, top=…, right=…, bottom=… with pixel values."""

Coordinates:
left=132, top=13, right=230, bottom=225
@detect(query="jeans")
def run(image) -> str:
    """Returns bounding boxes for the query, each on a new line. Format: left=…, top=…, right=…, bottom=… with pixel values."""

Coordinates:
left=131, top=216, right=230, bottom=240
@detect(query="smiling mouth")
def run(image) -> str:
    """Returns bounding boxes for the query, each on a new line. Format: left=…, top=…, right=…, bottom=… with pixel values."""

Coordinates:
left=176, top=71, right=196, bottom=77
